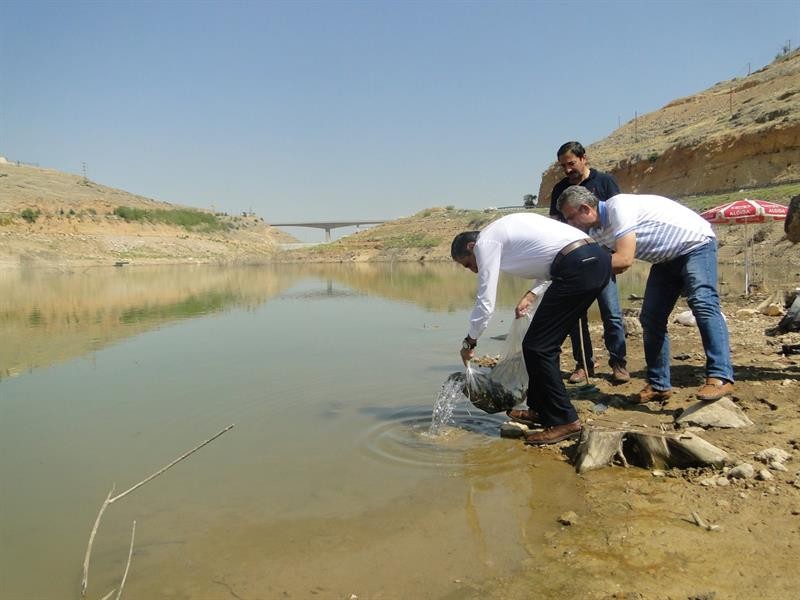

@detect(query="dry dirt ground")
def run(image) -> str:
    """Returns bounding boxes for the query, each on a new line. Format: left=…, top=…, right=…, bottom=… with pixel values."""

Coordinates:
left=0, top=161, right=295, bottom=268
left=476, top=291, right=800, bottom=600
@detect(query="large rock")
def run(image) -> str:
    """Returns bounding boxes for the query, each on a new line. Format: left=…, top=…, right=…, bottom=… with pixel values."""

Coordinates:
left=623, top=316, right=643, bottom=336
left=676, top=398, right=753, bottom=429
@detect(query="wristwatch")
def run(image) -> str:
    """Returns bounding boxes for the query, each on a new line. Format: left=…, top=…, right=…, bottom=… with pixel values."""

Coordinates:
left=462, top=337, right=477, bottom=351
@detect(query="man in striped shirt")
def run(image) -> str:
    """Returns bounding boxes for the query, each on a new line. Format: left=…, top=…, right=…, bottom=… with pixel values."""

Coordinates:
left=557, top=187, right=734, bottom=403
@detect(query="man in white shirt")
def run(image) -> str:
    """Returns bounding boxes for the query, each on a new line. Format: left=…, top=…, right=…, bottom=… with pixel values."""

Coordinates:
left=452, top=212, right=611, bottom=445
left=557, top=186, right=734, bottom=403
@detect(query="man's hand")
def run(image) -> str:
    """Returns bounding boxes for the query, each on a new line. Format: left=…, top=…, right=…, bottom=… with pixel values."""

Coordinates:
left=460, top=347, right=474, bottom=366
left=515, top=291, right=535, bottom=318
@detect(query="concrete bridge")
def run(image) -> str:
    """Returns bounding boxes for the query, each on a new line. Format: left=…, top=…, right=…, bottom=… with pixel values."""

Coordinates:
left=270, top=220, right=386, bottom=242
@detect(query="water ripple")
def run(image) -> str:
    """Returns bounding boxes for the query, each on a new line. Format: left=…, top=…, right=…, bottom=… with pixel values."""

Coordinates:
left=356, top=406, right=517, bottom=471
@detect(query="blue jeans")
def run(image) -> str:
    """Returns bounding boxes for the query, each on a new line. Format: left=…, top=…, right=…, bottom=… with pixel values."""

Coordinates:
left=569, top=275, right=627, bottom=368
left=639, top=240, right=733, bottom=391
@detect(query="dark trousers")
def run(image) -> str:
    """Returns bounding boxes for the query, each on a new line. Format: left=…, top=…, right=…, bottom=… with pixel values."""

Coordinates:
left=522, top=244, right=612, bottom=426
left=569, top=272, right=626, bottom=370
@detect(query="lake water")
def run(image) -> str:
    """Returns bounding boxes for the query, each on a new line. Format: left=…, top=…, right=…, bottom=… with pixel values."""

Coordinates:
left=0, top=260, right=767, bottom=599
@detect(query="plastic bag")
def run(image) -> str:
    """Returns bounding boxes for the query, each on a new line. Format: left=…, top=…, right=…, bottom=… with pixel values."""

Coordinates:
left=487, top=311, right=531, bottom=402
left=451, top=312, right=532, bottom=414
left=446, top=284, right=548, bottom=414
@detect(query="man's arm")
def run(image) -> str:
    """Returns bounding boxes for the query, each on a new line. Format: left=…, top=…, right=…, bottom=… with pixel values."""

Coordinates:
left=467, top=240, right=502, bottom=340
left=611, top=232, right=636, bottom=274
left=515, top=280, right=549, bottom=318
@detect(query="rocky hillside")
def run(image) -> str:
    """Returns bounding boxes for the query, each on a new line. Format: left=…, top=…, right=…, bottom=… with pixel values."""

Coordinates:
left=0, top=161, right=296, bottom=268
left=538, top=50, right=800, bottom=200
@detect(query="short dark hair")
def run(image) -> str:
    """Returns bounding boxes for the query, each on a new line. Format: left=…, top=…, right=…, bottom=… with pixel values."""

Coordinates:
left=451, top=231, right=479, bottom=259
left=557, top=141, right=586, bottom=159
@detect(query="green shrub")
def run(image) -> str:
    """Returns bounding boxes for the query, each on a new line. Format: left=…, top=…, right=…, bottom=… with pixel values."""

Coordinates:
left=21, top=208, right=40, bottom=223
left=384, top=233, right=441, bottom=249
left=113, top=206, right=148, bottom=221
left=113, top=206, right=228, bottom=232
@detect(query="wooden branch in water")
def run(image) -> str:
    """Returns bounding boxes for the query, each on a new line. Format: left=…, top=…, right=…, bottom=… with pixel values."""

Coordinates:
left=115, top=521, right=136, bottom=600
left=109, top=424, right=235, bottom=504
left=80, top=425, right=234, bottom=598
left=81, top=486, right=115, bottom=597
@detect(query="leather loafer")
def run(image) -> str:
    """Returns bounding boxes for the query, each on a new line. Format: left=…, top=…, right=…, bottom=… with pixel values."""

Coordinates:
left=633, top=384, right=672, bottom=404
left=611, top=364, right=631, bottom=383
left=696, top=378, right=734, bottom=401
left=506, top=408, right=541, bottom=426
left=524, top=420, right=582, bottom=446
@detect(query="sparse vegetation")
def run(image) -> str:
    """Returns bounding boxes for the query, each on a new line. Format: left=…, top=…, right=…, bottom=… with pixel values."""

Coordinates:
left=384, top=233, right=441, bottom=249
left=21, top=208, right=40, bottom=223
left=681, top=182, right=800, bottom=212
left=113, top=206, right=230, bottom=232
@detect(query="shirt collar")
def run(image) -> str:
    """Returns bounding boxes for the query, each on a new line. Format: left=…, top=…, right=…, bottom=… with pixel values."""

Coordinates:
left=597, top=200, right=608, bottom=228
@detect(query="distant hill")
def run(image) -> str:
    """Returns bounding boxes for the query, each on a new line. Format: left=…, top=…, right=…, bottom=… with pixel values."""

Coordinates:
left=0, top=161, right=297, bottom=268
left=2, top=51, right=799, bottom=269
left=538, top=50, right=800, bottom=201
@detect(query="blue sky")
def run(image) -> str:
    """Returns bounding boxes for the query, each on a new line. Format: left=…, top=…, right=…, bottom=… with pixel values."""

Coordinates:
left=2, top=1, right=798, bottom=240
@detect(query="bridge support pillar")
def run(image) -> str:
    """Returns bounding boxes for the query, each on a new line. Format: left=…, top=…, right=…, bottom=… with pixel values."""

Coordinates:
left=324, top=227, right=331, bottom=242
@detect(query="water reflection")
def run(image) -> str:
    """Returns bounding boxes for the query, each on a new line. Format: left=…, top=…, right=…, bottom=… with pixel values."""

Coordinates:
left=0, top=260, right=777, bottom=381
left=0, top=265, right=302, bottom=379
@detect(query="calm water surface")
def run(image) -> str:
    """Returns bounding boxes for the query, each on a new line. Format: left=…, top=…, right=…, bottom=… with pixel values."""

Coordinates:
left=0, top=260, right=764, bottom=599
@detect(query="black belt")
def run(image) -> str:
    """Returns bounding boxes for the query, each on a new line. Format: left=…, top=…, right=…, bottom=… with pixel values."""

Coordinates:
left=551, top=238, right=595, bottom=271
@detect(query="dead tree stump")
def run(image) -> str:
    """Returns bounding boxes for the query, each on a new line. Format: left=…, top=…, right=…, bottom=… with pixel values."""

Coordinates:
left=574, top=426, right=729, bottom=473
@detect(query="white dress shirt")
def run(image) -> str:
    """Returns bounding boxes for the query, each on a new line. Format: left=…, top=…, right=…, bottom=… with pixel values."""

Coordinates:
left=468, top=212, right=587, bottom=340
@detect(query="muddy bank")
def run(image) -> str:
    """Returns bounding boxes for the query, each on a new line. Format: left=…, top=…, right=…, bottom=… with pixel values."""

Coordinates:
left=473, top=291, right=800, bottom=599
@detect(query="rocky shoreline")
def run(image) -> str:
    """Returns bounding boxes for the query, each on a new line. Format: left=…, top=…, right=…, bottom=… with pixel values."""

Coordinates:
left=479, top=289, right=800, bottom=599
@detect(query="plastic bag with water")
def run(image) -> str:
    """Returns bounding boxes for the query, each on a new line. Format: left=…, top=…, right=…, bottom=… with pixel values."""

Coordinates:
left=446, top=311, right=533, bottom=414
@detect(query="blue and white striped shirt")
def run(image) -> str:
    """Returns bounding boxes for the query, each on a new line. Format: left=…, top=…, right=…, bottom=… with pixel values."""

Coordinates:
left=589, top=194, right=714, bottom=263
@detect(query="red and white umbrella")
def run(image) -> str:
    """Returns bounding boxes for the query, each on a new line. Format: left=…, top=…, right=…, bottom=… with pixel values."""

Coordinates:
left=700, top=198, right=788, bottom=295
left=700, top=198, right=788, bottom=224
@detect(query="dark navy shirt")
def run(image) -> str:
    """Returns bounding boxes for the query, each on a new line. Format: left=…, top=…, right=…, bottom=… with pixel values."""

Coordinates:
left=549, top=168, right=620, bottom=219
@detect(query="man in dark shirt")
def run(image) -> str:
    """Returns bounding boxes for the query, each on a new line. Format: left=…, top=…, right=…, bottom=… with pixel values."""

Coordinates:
left=550, top=141, right=629, bottom=384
